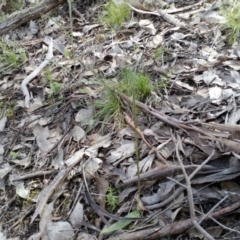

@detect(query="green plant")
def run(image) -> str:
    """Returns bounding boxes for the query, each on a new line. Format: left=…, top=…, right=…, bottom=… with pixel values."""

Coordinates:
left=44, top=67, right=62, bottom=97
left=102, top=0, right=131, bottom=28
left=0, top=40, right=26, bottom=72
left=1, top=100, right=16, bottom=118
left=64, top=48, right=70, bottom=59
left=22, top=189, right=40, bottom=210
left=8, top=0, right=22, bottom=11
left=94, top=82, right=122, bottom=129
left=94, top=69, right=152, bottom=129
left=154, top=46, right=167, bottom=60
left=106, top=186, right=118, bottom=212
left=5, top=108, right=15, bottom=118
left=220, top=0, right=240, bottom=44
left=155, top=75, right=170, bottom=93
left=49, top=81, right=62, bottom=96
left=0, top=13, right=5, bottom=21
left=10, top=151, right=19, bottom=160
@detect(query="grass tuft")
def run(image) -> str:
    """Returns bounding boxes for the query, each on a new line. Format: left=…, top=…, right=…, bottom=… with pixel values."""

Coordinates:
left=0, top=40, right=26, bottom=73
left=94, top=69, right=152, bottom=129
left=220, top=0, right=240, bottom=45
left=102, top=0, right=131, bottom=28
left=44, top=67, right=62, bottom=98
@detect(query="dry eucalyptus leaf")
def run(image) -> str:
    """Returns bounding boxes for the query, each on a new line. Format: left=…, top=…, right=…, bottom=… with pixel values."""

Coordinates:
left=139, top=19, right=156, bottom=35
left=32, top=124, right=52, bottom=154
left=72, top=126, right=86, bottom=142
left=44, top=222, right=74, bottom=240
left=69, top=202, right=84, bottom=229
left=107, top=140, right=135, bottom=163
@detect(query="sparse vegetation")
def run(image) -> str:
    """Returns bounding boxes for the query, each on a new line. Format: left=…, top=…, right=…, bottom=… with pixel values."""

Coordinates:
left=219, top=0, right=240, bottom=44
left=22, top=189, right=40, bottom=210
left=10, top=151, right=19, bottom=160
left=8, top=0, right=22, bottom=11
left=106, top=186, right=118, bottom=212
left=102, top=0, right=131, bottom=28
left=154, top=46, right=167, bottom=60
left=2, top=1, right=240, bottom=239
left=44, top=67, right=62, bottom=98
left=155, top=75, right=170, bottom=93
left=0, top=40, right=26, bottom=73
left=94, top=69, right=152, bottom=128
left=0, top=99, right=16, bottom=118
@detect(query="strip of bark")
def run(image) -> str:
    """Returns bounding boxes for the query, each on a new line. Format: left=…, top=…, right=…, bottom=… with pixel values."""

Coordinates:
left=0, top=0, right=67, bottom=36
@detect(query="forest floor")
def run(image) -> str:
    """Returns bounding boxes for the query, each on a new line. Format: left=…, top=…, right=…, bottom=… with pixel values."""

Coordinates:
left=1, top=0, right=240, bottom=239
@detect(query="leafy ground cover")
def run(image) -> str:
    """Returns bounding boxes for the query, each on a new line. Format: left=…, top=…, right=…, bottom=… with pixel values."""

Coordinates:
left=1, top=0, right=240, bottom=239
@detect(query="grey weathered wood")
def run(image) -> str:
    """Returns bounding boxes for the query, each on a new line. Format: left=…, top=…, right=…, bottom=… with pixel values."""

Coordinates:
left=0, top=0, right=67, bottom=36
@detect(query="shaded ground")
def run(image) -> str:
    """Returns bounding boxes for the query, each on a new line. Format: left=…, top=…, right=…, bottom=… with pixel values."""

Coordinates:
left=1, top=0, right=240, bottom=239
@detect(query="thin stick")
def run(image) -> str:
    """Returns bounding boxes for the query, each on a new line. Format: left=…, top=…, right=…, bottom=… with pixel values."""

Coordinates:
left=175, top=135, right=215, bottom=240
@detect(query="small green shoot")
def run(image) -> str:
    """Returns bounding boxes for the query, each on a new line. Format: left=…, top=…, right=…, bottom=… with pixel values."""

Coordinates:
left=155, top=75, right=170, bottom=93
left=10, top=151, right=19, bottom=160
left=94, top=83, right=122, bottom=129
left=8, top=0, right=22, bottom=11
left=154, top=46, right=167, bottom=60
left=49, top=81, right=62, bottom=96
left=220, top=0, right=240, bottom=45
left=0, top=40, right=26, bottom=72
left=94, top=69, right=152, bottom=129
left=64, top=48, right=70, bottom=59
left=102, top=0, right=131, bottom=28
left=22, top=189, right=40, bottom=210
left=44, top=67, right=62, bottom=98
left=106, top=186, right=118, bottom=212
left=0, top=100, right=16, bottom=118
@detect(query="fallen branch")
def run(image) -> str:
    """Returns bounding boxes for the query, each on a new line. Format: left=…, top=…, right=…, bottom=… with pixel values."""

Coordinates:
left=21, top=38, right=53, bottom=108
left=126, top=1, right=186, bottom=28
left=118, top=164, right=216, bottom=188
left=0, top=0, right=67, bottom=36
left=107, top=200, right=240, bottom=240
left=12, top=170, right=56, bottom=181
left=120, top=93, right=209, bottom=136
left=175, top=135, right=215, bottom=240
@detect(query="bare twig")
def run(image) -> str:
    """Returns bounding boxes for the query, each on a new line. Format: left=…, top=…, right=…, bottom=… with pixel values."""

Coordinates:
left=126, top=1, right=186, bottom=27
left=118, top=164, right=215, bottom=188
left=198, top=195, right=228, bottom=224
left=123, top=112, right=167, bottom=164
left=175, top=135, right=215, bottom=240
left=12, top=170, right=56, bottom=181
left=21, top=38, right=53, bottom=108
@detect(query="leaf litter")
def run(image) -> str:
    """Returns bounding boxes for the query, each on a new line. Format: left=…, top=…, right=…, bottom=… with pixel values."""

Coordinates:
left=1, top=0, right=240, bottom=239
